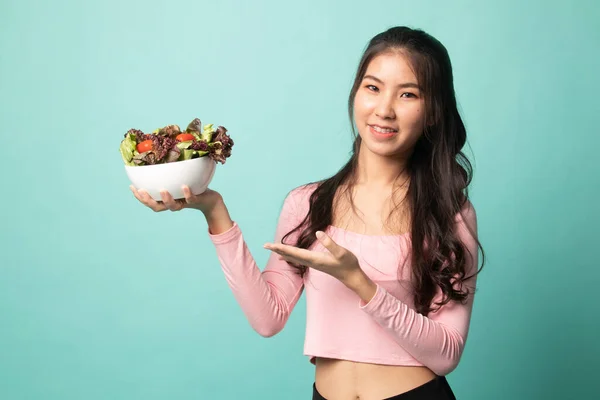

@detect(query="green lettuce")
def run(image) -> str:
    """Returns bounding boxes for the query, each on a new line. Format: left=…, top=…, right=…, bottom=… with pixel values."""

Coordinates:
left=120, top=133, right=137, bottom=166
left=200, top=124, right=215, bottom=142
left=182, top=149, right=194, bottom=160
left=181, top=149, right=209, bottom=160
left=121, top=117, right=232, bottom=166
left=176, top=140, right=193, bottom=151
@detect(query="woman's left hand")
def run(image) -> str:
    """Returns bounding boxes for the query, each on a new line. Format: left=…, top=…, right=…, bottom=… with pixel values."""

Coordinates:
left=264, top=231, right=362, bottom=286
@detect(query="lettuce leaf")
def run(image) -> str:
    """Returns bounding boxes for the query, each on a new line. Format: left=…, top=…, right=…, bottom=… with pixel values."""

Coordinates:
left=182, top=148, right=208, bottom=160
left=182, top=149, right=195, bottom=160
left=176, top=140, right=193, bottom=151
left=132, top=151, right=157, bottom=165
left=165, top=146, right=181, bottom=163
left=186, top=118, right=202, bottom=133
left=120, top=133, right=137, bottom=166
left=200, top=124, right=215, bottom=142
left=121, top=117, right=230, bottom=166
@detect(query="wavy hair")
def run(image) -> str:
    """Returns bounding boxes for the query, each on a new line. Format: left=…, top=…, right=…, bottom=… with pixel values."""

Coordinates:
left=282, top=26, right=485, bottom=316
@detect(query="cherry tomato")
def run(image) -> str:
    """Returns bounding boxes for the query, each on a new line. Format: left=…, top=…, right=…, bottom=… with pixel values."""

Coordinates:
left=136, top=139, right=153, bottom=153
left=175, top=133, right=195, bottom=142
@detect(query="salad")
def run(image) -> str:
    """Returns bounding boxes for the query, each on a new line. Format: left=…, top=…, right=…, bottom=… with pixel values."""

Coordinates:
left=120, top=117, right=234, bottom=166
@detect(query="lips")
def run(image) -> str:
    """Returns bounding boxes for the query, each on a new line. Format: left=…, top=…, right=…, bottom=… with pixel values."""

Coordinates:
left=369, top=124, right=398, bottom=132
left=368, top=124, right=398, bottom=138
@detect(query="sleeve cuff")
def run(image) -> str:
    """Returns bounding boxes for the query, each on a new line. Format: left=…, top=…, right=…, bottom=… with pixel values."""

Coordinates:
left=208, top=221, right=241, bottom=244
left=358, top=283, right=386, bottom=311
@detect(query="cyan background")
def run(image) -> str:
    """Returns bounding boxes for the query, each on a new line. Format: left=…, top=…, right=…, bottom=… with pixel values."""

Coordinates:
left=1, top=0, right=598, bottom=399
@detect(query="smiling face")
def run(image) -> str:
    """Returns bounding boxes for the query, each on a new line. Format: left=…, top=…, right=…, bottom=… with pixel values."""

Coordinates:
left=353, top=51, right=427, bottom=159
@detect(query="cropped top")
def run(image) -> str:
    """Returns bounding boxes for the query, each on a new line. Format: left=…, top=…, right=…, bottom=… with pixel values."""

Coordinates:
left=208, top=183, right=479, bottom=376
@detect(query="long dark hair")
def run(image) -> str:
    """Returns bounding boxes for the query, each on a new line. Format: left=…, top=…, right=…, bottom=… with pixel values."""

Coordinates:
left=282, top=26, right=485, bottom=316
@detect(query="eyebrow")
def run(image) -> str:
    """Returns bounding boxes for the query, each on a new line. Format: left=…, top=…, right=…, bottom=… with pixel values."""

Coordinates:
left=363, top=75, right=421, bottom=90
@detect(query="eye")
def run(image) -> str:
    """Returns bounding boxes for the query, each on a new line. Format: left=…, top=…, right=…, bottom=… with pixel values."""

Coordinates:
left=401, top=92, right=417, bottom=98
left=365, top=84, right=379, bottom=92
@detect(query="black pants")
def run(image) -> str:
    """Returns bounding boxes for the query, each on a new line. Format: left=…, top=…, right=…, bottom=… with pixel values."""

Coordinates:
left=312, top=375, right=456, bottom=400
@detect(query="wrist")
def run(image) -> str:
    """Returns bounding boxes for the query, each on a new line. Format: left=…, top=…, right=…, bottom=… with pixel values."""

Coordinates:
left=343, top=269, right=378, bottom=304
left=189, top=195, right=223, bottom=214
left=203, top=201, right=233, bottom=235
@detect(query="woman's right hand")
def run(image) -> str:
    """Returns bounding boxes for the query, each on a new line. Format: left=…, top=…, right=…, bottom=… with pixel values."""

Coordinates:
left=130, top=185, right=224, bottom=216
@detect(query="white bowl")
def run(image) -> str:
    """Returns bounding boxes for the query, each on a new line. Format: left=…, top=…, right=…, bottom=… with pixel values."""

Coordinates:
left=125, top=156, right=216, bottom=201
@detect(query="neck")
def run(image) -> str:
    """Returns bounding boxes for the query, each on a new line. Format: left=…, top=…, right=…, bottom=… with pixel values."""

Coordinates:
left=354, top=143, right=410, bottom=187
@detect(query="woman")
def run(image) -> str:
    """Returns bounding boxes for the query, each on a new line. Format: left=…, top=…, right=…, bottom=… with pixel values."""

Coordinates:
left=131, top=26, right=485, bottom=400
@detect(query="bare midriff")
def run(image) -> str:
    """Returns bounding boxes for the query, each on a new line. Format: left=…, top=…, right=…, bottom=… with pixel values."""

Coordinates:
left=314, top=357, right=437, bottom=400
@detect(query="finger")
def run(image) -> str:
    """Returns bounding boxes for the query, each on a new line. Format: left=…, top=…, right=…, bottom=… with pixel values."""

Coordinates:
left=160, top=190, right=183, bottom=211
left=160, top=191, right=182, bottom=211
left=139, top=190, right=166, bottom=212
left=316, top=231, right=345, bottom=259
left=265, top=243, right=322, bottom=266
left=130, top=185, right=143, bottom=202
left=182, top=185, right=198, bottom=205
left=265, top=244, right=295, bottom=259
left=267, top=244, right=331, bottom=271
left=264, top=243, right=297, bottom=257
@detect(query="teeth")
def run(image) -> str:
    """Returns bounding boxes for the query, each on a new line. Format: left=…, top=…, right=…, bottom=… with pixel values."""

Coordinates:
left=372, top=126, right=397, bottom=133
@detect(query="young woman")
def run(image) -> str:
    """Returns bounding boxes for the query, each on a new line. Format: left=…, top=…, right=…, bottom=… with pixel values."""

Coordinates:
left=131, top=26, right=484, bottom=400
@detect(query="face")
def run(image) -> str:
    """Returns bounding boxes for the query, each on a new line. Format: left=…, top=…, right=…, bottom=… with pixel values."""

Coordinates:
left=353, top=51, right=426, bottom=158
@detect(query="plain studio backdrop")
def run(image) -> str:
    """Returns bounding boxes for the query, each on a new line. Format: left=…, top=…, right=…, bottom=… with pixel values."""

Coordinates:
left=1, top=1, right=598, bottom=399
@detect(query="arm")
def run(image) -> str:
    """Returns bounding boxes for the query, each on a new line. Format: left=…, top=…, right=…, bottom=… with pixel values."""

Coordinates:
left=351, top=204, right=480, bottom=376
left=208, top=190, right=305, bottom=337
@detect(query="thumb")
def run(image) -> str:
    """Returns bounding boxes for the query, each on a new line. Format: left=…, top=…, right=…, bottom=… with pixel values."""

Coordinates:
left=316, top=231, right=344, bottom=258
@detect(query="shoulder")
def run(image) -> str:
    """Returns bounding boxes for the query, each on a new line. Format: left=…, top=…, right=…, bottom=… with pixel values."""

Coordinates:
left=286, top=181, right=320, bottom=207
left=454, top=199, right=479, bottom=249
left=272, top=182, right=320, bottom=225
left=455, top=199, right=477, bottom=229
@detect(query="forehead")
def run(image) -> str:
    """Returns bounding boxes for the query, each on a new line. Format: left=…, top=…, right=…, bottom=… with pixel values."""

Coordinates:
left=364, top=52, right=418, bottom=83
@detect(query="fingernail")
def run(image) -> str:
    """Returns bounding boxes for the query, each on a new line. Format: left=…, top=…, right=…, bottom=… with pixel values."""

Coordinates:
left=316, top=231, right=324, bottom=239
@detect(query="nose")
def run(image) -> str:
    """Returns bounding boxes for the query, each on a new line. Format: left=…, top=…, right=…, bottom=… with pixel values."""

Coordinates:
left=374, top=94, right=396, bottom=119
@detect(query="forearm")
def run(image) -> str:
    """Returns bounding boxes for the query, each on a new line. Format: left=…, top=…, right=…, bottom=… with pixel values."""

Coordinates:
left=202, top=200, right=234, bottom=235
left=207, top=192, right=305, bottom=337
left=343, top=269, right=378, bottom=304
left=212, top=233, right=300, bottom=337
left=346, top=272, right=470, bottom=376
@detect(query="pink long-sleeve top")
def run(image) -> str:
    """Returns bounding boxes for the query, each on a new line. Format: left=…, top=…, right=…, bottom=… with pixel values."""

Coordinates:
left=208, top=183, right=479, bottom=376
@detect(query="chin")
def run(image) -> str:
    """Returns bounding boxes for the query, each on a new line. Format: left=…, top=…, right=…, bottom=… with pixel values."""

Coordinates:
left=358, top=132, right=404, bottom=157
